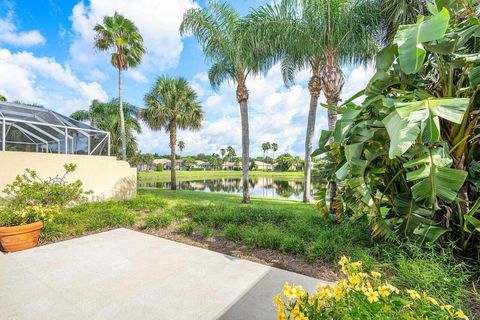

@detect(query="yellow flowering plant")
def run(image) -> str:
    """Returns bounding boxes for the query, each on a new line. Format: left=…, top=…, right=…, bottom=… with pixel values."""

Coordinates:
left=274, top=256, right=469, bottom=320
left=0, top=205, right=62, bottom=227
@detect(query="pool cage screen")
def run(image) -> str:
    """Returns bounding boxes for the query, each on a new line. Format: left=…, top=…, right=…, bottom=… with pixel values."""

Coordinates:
left=0, top=102, right=110, bottom=156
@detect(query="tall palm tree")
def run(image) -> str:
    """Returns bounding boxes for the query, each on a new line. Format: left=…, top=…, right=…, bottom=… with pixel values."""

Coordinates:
left=226, top=145, right=236, bottom=162
left=248, top=0, right=379, bottom=206
left=271, top=142, right=278, bottom=162
left=262, top=142, right=271, bottom=170
left=180, top=2, right=263, bottom=204
left=139, top=76, right=204, bottom=190
left=178, top=141, right=185, bottom=155
left=94, top=12, right=145, bottom=161
left=378, top=0, right=427, bottom=44
left=71, top=99, right=141, bottom=158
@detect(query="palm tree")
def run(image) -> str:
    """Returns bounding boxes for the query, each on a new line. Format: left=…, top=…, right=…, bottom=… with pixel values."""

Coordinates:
left=94, top=12, right=145, bottom=161
left=378, top=0, right=427, bottom=44
left=178, top=141, right=185, bottom=155
left=248, top=0, right=379, bottom=206
left=71, top=99, right=141, bottom=158
left=226, top=146, right=236, bottom=162
left=180, top=2, right=263, bottom=204
left=262, top=142, right=271, bottom=170
left=271, top=142, right=278, bottom=162
left=139, top=76, right=204, bottom=190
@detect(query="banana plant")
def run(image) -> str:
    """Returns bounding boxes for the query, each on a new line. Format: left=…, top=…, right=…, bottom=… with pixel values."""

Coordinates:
left=314, top=1, right=480, bottom=249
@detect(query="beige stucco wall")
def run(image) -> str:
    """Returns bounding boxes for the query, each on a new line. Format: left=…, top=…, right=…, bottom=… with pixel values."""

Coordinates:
left=0, top=151, right=137, bottom=200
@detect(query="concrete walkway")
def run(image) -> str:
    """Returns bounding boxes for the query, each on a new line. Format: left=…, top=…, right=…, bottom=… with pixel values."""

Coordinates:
left=0, top=228, right=327, bottom=320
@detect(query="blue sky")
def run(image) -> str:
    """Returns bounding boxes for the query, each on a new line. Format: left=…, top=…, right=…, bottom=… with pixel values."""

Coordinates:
left=0, top=0, right=374, bottom=156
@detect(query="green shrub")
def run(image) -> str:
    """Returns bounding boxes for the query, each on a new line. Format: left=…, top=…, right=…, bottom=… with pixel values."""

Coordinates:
left=145, top=214, right=172, bottom=229
left=201, top=225, right=214, bottom=238
left=279, top=236, right=306, bottom=255
left=121, top=195, right=167, bottom=212
left=2, top=164, right=91, bottom=209
left=85, top=208, right=135, bottom=230
left=224, top=224, right=243, bottom=241
left=156, top=163, right=163, bottom=171
left=176, top=222, right=194, bottom=235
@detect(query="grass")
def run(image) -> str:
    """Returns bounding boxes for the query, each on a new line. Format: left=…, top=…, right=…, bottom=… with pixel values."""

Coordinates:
left=138, top=170, right=304, bottom=182
left=37, top=188, right=477, bottom=316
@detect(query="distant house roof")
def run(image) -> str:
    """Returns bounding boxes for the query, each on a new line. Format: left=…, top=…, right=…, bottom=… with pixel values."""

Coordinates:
left=153, top=158, right=170, bottom=165
left=195, top=160, right=206, bottom=165
left=254, top=161, right=273, bottom=168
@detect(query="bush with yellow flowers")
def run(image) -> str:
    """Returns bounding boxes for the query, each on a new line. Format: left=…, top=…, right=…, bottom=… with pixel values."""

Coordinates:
left=274, top=256, right=469, bottom=320
left=0, top=205, right=62, bottom=227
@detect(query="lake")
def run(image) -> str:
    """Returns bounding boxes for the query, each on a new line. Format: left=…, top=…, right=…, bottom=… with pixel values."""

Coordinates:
left=139, top=177, right=320, bottom=200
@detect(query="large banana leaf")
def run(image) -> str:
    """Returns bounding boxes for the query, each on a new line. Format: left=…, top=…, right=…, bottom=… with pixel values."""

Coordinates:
left=394, top=8, right=450, bottom=74
left=403, top=146, right=468, bottom=207
left=383, top=111, right=421, bottom=158
left=395, top=98, right=469, bottom=143
left=393, top=193, right=433, bottom=236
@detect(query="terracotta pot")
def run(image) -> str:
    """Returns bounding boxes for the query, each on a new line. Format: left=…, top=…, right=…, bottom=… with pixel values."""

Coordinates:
left=0, top=221, right=43, bottom=253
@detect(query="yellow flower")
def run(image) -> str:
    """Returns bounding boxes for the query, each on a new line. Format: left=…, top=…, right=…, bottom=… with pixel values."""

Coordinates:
left=317, top=284, right=334, bottom=300
left=384, top=282, right=399, bottom=294
left=424, top=296, right=439, bottom=306
left=455, top=310, right=469, bottom=320
left=371, top=271, right=382, bottom=279
left=283, top=282, right=296, bottom=301
left=441, top=305, right=454, bottom=315
left=406, top=289, right=421, bottom=300
left=273, top=295, right=284, bottom=308
left=348, top=274, right=362, bottom=286
left=295, top=314, right=309, bottom=320
left=377, top=285, right=390, bottom=298
left=294, top=285, right=306, bottom=299
left=339, top=256, right=350, bottom=266
left=364, top=288, right=379, bottom=303
left=350, top=261, right=362, bottom=270
left=334, top=284, right=345, bottom=300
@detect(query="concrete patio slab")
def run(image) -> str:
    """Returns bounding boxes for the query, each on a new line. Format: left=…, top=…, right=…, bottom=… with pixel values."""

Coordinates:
left=0, top=228, right=328, bottom=320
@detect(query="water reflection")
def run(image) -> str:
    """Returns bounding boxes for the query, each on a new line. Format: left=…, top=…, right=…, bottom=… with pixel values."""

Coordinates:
left=138, top=177, right=318, bottom=200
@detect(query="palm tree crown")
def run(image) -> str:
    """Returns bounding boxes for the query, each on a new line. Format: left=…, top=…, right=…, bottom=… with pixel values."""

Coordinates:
left=139, top=76, right=203, bottom=190
left=94, top=12, right=145, bottom=161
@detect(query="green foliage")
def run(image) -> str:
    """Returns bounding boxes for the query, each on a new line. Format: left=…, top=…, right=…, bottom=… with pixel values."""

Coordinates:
left=120, top=195, right=167, bottom=212
left=145, top=214, right=172, bottom=229
left=315, top=2, right=480, bottom=252
left=156, top=163, right=163, bottom=172
left=0, top=164, right=92, bottom=227
left=176, top=222, right=195, bottom=235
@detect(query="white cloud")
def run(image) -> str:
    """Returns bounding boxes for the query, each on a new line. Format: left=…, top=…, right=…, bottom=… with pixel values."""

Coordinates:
left=128, top=69, right=148, bottom=83
left=69, top=0, right=198, bottom=81
left=0, top=15, right=46, bottom=47
left=0, top=48, right=108, bottom=115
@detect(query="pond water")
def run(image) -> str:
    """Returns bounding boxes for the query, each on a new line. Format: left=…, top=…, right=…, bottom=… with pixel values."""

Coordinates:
left=139, top=177, right=320, bottom=200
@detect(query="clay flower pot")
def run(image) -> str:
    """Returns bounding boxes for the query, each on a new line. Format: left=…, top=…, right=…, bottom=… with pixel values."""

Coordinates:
left=0, top=221, right=43, bottom=253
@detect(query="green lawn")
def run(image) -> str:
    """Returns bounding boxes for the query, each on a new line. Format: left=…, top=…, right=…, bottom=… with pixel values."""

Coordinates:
left=39, top=188, right=475, bottom=316
left=138, top=170, right=304, bottom=182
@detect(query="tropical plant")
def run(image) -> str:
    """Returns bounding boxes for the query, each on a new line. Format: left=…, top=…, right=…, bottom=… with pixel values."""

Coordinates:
left=314, top=2, right=480, bottom=252
left=220, top=148, right=226, bottom=161
left=271, top=142, right=278, bottom=161
left=275, top=153, right=295, bottom=172
left=262, top=142, right=271, bottom=170
left=226, top=145, right=236, bottom=162
left=178, top=141, right=185, bottom=155
left=93, top=12, right=145, bottom=161
left=247, top=0, right=379, bottom=204
left=71, top=99, right=141, bottom=159
left=183, top=157, right=197, bottom=170
left=139, top=76, right=204, bottom=190
left=274, top=256, right=469, bottom=320
left=0, top=94, right=6, bottom=102
left=181, top=2, right=264, bottom=203
left=378, top=0, right=428, bottom=44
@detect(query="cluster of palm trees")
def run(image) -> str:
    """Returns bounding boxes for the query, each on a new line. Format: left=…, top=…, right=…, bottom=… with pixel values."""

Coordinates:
left=90, top=1, right=424, bottom=204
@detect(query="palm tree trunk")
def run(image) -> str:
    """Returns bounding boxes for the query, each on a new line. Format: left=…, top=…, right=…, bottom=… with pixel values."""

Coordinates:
left=322, top=54, right=344, bottom=218
left=169, top=120, right=177, bottom=190
left=237, top=74, right=250, bottom=204
left=303, top=66, right=321, bottom=203
left=118, top=68, right=127, bottom=161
